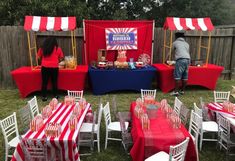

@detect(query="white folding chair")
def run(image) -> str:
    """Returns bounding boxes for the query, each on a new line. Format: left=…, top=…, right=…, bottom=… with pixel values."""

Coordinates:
left=179, top=104, right=190, bottom=126
left=112, top=95, right=131, bottom=122
left=18, top=104, right=32, bottom=133
left=214, top=91, right=230, bottom=103
left=194, top=103, right=218, bottom=151
left=103, top=102, right=129, bottom=149
left=28, top=96, right=39, bottom=119
left=141, top=89, right=157, bottom=102
left=173, top=97, right=182, bottom=116
left=189, top=110, right=202, bottom=161
left=67, top=90, right=83, bottom=103
left=145, top=137, right=189, bottom=161
left=19, top=137, right=48, bottom=161
left=118, top=112, right=133, bottom=154
left=79, top=105, right=103, bottom=153
left=217, top=113, right=235, bottom=161
left=0, top=112, right=20, bottom=161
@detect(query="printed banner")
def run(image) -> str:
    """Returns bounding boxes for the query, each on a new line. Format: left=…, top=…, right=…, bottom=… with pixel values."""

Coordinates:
left=105, top=28, right=138, bottom=50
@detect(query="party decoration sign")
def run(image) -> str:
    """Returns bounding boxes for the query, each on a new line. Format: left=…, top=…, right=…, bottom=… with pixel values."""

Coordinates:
left=105, top=28, right=137, bottom=50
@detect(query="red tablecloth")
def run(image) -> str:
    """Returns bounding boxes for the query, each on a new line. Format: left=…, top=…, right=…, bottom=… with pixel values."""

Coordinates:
left=152, top=64, right=224, bottom=93
left=12, top=102, right=90, bottom=161
left=130, top=102, right=197, bottom=161
left=11, top=66, right=88, bottom=98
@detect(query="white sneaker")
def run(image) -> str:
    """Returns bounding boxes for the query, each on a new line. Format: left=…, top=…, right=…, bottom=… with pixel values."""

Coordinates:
left=170, top=91, right=179, bottom=96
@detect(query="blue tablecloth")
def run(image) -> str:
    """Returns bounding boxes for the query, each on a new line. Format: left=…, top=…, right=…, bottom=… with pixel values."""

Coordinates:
left=88, top=66, right=156, bottom=95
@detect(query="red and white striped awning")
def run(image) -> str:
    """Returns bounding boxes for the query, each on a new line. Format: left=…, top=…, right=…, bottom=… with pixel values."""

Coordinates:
left=163, top=17, right=214, bottom=31
left=24, top=16, right=76, bottom=31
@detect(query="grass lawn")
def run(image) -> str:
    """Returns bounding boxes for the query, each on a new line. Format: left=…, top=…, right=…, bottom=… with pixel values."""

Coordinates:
left=0, top=78, right=235, bottom=161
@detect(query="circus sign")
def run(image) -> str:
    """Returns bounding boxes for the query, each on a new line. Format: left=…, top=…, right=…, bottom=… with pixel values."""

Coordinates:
left=105, top=28, right=138, bottom=50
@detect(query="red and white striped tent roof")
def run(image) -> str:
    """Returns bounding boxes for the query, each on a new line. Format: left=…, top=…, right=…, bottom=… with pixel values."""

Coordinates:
left=24, top=16, right=76, bottom=31
left=163, top=17, right=214, bottom=31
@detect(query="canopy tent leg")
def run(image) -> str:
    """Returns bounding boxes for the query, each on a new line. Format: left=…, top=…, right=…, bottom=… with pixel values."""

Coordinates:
left=83, top=19, right=87, bottom=65
left=151, top=20, right=155, bottom=64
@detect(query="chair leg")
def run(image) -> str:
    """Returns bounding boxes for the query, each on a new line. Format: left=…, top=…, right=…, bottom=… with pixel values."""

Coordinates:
left=194, top=142, right=199, bottom=161
left=105, top=130, right=108, bottom=149
left=5, top=147, right=9, bottom=161
left=97, top=133, right=100, bottom=152
left=200, top=132, right=203, bottom=151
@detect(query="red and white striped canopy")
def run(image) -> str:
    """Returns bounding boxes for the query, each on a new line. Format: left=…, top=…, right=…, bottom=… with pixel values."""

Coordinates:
left=163, top=17, right=214, bottom=31
left=24, top=16, right=76, bottom=31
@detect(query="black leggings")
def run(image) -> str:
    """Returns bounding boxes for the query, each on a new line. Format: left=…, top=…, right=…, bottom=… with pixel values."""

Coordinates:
left=41, top=67, right=59, bottom=97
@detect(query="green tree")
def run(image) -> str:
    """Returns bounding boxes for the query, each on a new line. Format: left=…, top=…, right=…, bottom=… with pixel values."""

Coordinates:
left=0, top=0, right=234, bottom=26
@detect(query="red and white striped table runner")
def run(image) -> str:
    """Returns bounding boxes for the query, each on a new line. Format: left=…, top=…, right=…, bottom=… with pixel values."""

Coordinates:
left=12, top=102, right=90, bottom=161
left=207, top=102, right=235, bottom=118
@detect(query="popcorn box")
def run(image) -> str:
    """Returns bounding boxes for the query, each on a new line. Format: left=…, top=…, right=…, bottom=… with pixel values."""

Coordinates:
left=45, top=123, right=61, bottom=137
left=223, top=101, right=235, bottom=113
left=160, top=99, right=168, bottom=109
left=144, top=95, right=155, bottom=105
left=72, top=104, right=81, bottom=116
left=134, top=106, right=144, bottom=119
left=170, top=114, right=181, bottom=129
left=30, top=115, right=43, bottom=132
left=69, top=115, right=78, bottom=131
left=136, top=97, right=143, bottom=107
left=42, top=105, right=53, bottom=119
left=49, top=98, right=58, bottom=110
left=141, top=114, right=150, bottom=130
left=64, top=96, right=75, bottom=106
left=78, top=98, right=86, bottom=110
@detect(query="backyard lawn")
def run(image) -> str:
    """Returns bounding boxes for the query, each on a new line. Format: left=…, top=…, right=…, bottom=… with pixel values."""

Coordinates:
left=0, top=78, right=234, bottom=161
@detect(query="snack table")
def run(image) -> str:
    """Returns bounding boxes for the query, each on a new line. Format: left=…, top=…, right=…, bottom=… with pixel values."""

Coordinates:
left=11, top=66, right=88, bottom=98
left=88, top=66, right=156, bottom=95
left=130, top=102, right=197, bottom=161
left=152, top=63, right=224, bottom=93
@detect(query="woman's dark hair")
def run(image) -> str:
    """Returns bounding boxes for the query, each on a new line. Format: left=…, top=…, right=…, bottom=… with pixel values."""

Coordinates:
left=42, top=37, right=58, bottom=57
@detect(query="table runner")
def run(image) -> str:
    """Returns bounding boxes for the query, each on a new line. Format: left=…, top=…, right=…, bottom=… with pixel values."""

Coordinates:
left=130, top=102, right=197, bottom=161
left=207, top=102, right=235, bottom=131
left=207, top=102, right=235, bottom=118
left=12, top=102, right=90, bottom=161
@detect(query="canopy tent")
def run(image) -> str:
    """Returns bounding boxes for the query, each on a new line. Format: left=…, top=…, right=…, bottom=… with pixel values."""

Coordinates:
left=162, top=17, right=214, bottom=65
left=24, top=16, right=77, bottom=69
left=83, top=20, right=155, bottom=65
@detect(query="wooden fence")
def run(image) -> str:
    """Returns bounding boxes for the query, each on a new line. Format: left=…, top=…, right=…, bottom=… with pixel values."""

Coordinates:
left=0, top=26, right=234, bottom=89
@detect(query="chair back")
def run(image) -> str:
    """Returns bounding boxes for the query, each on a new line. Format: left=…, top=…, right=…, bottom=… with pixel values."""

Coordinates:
left=169, top=137, right=189, bottom=161
left=218, top=113, right=230, bottom=149
left=189, top=111, right=202, bottom=151
left=28, top=96, right=39, bottom=118
left=214, top=91, right=230, bottom=103
left=118, top=112, right=127, bottom=134
left=174, top=97, right=182, bottom=116
left=67, top=90, right=83, bottom=102
left=103, top=102, right=112, bottom=127
left=141, top=89, right=157, bottom=102
left=97, top=105, right=103, bottom=130
left=20, top=137, right=48, bottom=161
left=193, top=103, right=202, bottom=117
left=112, top=95, right=118, bottom=120
left=118, top=112, right=133, bottom=153
left=18, top=104, right=32, bottom=133
left=0, top=112, right=19, bottom=147
left=179, top=105, right=190, bottom=125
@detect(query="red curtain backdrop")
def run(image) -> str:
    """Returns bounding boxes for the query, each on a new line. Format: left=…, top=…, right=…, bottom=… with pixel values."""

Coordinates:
left=83, top=20, right=154, bottom=65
